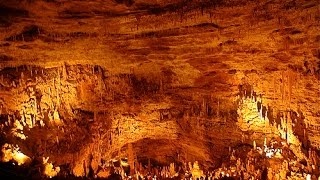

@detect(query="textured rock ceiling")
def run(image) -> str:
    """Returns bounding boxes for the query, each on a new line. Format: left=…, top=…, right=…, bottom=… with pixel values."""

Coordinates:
left=0, top=0, right=319, bottom=178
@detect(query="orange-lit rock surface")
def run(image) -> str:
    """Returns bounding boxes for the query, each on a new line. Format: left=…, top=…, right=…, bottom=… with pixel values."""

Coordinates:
left=0, top=0, right=319, bottom=179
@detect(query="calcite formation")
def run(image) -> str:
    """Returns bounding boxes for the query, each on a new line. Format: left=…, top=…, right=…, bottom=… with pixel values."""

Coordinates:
left=1, top=143, right=31, bottom=166
left=0, top=0, right=319, bottom=179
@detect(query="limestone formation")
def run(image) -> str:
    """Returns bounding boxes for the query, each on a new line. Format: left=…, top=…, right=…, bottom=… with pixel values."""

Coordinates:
left=0, top=0, right=319, bottom=179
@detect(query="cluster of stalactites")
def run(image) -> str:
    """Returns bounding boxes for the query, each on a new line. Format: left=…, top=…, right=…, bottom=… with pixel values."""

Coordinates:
left=238, top=86, right=309, bottom=162
left=238, top=87, right=303, bottom=145
left=4, top=109, right=61, bottom=140
left=277, top=111, right=294, bottom=144
left=236, top=89, right=270, bottom=131
left=1, top=81, right=63, bottom=140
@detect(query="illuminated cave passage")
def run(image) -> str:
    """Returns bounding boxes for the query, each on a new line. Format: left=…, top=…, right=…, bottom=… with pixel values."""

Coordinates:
left=0, top=0, right=320, bottom=179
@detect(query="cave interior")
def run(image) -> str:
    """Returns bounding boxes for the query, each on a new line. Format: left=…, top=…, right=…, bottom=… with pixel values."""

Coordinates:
left=0, top=0, right=320, bottom=179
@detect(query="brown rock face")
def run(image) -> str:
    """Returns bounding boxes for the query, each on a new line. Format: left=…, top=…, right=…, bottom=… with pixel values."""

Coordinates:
left=0, top=0, right=319, bottom=179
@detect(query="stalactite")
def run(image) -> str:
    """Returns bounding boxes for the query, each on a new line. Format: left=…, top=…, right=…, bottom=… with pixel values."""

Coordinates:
left=128, top=143, right=135, bottom=175
left=202, top=97, right=205, bottom=117
left=288, top=71, right=292, bottom=107
left=217, top=98, right=220, bottom=118
left=281, top=71, right=284, bottom=103
left=94, top=111, right=97, bottom=122
left=56, top=136, right=59, bottom=145
left=62, top=63, right=68, bottom=80
left=159, top=76, right=163, bottom=92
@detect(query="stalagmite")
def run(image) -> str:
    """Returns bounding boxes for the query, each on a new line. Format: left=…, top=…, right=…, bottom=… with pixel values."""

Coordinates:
left=43, top=157, right=60, bottom=178
left=40, top=120, right=45, bottom=127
